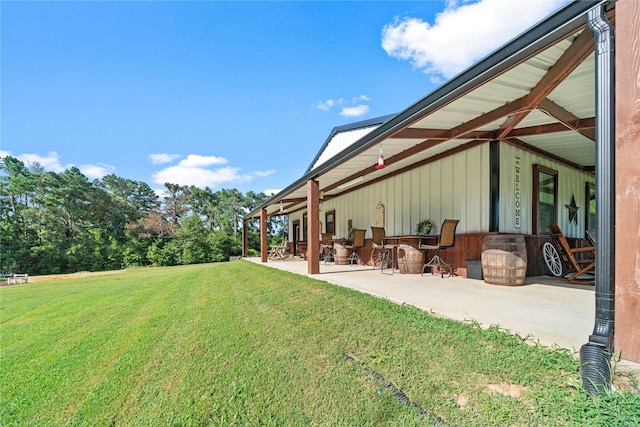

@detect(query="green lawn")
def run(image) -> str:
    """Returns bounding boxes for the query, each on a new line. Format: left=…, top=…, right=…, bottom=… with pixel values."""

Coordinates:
left=1, top=261, right=638, bottom=426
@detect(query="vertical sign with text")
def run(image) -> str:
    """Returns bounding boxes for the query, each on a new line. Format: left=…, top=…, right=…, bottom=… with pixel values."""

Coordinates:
left=514, top=156, right=521, bottom=228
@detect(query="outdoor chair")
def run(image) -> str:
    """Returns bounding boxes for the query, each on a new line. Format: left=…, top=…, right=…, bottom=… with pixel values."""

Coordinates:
left=370, top=226, right=386, bottom=269
left=542, top=223, right=595, bottom=284
left=419, top=219, right=459, bottom=278
left=381, top=237, right=397, bottom=275
left=268, top=239, right=288, bottom=260
left=321, top=232, right=334, bottom=264
left=345, top=229, right=366, bottom=266
left=370, top=226, right=395, bottom=274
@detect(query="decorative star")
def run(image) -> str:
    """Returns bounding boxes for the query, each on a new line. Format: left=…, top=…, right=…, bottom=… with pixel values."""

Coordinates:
left=565, top=195, right=580, bottom=224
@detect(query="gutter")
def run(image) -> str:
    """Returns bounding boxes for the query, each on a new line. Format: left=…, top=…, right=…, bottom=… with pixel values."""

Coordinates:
left=579, top=1, right=615, bottom=395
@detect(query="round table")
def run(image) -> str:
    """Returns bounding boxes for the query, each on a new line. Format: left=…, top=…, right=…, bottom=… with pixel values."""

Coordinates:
left=384, top=235, right=437, bottom=274
left=331, top=239, right=352, bottom=265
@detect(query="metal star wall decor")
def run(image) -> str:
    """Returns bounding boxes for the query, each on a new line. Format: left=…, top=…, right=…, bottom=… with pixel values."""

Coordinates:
left=565, top=194, right=580, bottom=224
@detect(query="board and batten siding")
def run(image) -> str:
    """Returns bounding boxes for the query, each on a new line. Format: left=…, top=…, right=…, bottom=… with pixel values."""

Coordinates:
left=499, top=143, right=595, bottom=238
left=292, top=144, right=491, bottom=241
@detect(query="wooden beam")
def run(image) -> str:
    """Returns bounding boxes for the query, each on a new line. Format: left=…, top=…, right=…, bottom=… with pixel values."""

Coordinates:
left=506, top=117, right=595, bottom=138
left=497, top=28, right=595, bottom=139
left=538, top=99, right=596, bottom=140
left=390, top=128, right=452, bottom=140
left=390, top=127, right=495, bottom=141
left=324, top=97, right=529, bottom=193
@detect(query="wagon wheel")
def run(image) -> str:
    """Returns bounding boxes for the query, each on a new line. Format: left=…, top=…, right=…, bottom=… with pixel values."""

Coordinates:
left=542, top=242, right=563, bottom=277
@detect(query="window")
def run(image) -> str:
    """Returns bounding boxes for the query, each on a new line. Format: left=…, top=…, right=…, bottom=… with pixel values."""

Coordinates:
left=302, top=213, right=308, bottom=241
left=533, top=165, right=557, bottom=234
left=325, top=210, right=335, bottom=235
left=585, top=182, right=596, bottom=231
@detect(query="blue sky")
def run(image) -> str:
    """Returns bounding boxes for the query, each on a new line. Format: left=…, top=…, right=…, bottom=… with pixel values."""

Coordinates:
left=1, top=0, right=567, bottom=196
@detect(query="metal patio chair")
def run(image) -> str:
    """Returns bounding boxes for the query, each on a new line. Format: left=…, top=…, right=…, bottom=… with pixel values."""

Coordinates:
left=345, top=229, right=366, bottom=266
left=419, top=219, right=459, bottom=278
left=370, top=226, right=386, bottom=269
left=321, top=232, right=334, bottom=264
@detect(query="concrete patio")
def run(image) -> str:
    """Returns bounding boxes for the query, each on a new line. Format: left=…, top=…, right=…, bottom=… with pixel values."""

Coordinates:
left=247, top=256, right=640, bottom=377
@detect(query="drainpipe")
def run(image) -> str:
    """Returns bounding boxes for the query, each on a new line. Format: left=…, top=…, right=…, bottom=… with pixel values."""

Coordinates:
left=580, top=2, right=615, bottom=395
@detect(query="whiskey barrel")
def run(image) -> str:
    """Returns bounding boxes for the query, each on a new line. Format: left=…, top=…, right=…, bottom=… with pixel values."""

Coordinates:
left=398, top=243, right=424, bottom=274
left=333, top=241, right=350, bottom=265
left=481, top=235, right=527, bottom=286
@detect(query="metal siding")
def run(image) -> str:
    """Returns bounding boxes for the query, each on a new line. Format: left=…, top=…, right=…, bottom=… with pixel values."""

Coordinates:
left=321, top=146, right=494, bottom=237
left=410, top=168, right=422, bottom=235
left=499, top=143, right=594, bottom=236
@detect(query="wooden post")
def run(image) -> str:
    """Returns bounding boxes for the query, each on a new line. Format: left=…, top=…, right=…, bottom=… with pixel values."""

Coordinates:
left=615, top=0, right=640, bottom=363
left=242, top=219, right=248, bottom=257
left=260, top=208, right=268, bottom=263
left=307, top=179, right=320, bottom=274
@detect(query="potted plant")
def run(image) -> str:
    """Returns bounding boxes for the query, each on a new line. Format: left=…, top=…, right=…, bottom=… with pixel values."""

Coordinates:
left=348, top=227, right=355, bottom=240
left=416, top=219, right=434, bottom=236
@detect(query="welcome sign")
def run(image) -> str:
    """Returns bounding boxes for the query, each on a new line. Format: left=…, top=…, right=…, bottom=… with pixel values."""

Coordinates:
left=515, top=156, right=521, bottom=228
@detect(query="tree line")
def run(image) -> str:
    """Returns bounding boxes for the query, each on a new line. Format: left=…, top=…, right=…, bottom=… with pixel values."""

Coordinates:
left=1, top=155, right=285, bottom=275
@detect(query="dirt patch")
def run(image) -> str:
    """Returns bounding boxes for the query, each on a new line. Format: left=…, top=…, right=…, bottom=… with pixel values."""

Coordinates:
left=485, top=383, right=526, bottom=398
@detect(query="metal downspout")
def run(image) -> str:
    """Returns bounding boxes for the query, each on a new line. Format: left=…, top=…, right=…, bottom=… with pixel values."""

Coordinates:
left=580, top=2, right=616, bottom=395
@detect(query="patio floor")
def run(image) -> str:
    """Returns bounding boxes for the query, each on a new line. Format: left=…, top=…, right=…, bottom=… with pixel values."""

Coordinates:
left=247, top=256, right=640, bottom=377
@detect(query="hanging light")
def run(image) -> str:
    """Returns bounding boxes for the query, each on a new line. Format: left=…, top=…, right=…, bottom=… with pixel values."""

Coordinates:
left=279, top=201, right=284, bottom=213
left=375, top=144, right=386, bottom=170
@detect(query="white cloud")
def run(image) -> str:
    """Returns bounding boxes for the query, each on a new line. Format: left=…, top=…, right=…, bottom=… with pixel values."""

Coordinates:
left=382, top=0, right=568, bottom=80
left=152, top=165, right=252, bottom=188
left=341, top=105, right=370, bottom=117
left=2, top=151, right=73, bottom=172
left=153, top=187, right=168, bottom=199
left=316, top=95, right=372, bottom=117
left=80, top=163, right=116, bottom=179
left=151, top=153, right=273, bottom=189
left=252, top=169, right=276, bottom=178
left=149, top=153, right=182, bottom=165
left=316, top=99, right=335, bottom=111
left=263, top=189, right=281, bottom=197
left=177, top=154, right=227, bottom=168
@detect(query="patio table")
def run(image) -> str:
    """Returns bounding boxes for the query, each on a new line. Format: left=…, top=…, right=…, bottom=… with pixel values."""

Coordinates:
left=383, top=235, right=437, bottom=274
left=331, top=239, right=352, bottom=265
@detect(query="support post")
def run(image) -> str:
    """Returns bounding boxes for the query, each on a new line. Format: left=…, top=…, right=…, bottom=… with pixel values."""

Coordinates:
left=307, top=179, right=320, bottom=274
left=615, top=0, right=640, bottom=363
left=260, top=208, right=268, bottom=263
left=242, top=219, right=248, bottom=257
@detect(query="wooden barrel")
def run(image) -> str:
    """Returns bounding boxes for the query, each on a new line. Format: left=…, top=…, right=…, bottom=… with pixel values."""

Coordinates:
left=333, top=242, right=350, bottom=265
left=398, top=244, right=424, bottom=274
left=482, top=235, right=527, bottom=286
left=482, top=234, right=527, bottom=256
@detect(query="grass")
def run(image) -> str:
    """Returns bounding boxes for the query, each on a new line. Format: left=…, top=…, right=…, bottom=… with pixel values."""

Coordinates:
left=1, top=261, right=638, bottom=426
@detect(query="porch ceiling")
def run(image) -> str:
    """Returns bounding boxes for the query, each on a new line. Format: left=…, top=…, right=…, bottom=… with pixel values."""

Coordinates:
left=250, top=2, right=605, bottom=219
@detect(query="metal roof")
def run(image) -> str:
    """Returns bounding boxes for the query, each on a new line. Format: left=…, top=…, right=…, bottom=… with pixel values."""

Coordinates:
left=246, top=0, right=607, bottom=220
left=305, top=114, right=397, bottom=174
